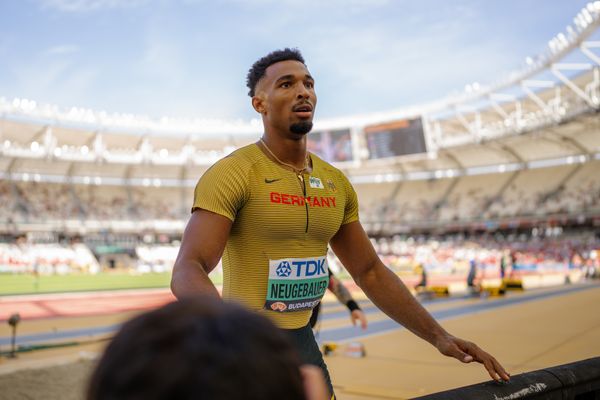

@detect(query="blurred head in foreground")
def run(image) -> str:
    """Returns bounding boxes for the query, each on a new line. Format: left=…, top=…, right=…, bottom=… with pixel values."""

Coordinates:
left=88, top=297, right=325, bottom=400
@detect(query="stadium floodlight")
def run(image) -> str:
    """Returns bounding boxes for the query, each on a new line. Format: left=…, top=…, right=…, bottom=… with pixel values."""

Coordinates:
left=30, top=141, right=40, bottom=151
left=557, top=33, right=568, bottom=45
left=159, top=148, right=168, bottom=158
left=574, top=13, right=586, bottom=31
left=94, top=176, right=101, bottom=185
left=81, top=145, right=89, bottom=155
left=583, top=9, right=594, bottom=24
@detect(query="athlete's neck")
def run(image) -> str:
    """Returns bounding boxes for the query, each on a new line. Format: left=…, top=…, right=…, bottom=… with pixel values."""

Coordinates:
left=260, top=133, right=308, bottom=170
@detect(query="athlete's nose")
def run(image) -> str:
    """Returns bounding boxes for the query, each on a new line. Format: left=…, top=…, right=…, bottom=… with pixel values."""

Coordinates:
left=296, top=84, right=311, bottom=100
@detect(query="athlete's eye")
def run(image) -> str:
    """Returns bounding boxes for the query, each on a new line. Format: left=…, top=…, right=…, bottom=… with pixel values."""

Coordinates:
left=280, top=82, right=291, bottom=88
left=305, top=81, right=314, bottom=89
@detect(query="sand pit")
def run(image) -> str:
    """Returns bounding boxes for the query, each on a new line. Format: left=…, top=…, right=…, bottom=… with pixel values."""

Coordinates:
left=0, top=359, right=95, bottom=400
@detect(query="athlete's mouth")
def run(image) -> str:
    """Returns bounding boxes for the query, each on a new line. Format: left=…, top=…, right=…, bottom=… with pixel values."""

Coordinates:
left=292, top=102, right=313, bottom=118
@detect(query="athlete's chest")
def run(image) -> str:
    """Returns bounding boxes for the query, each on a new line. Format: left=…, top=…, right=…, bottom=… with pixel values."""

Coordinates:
left=234, top=165, right=346, bottom=242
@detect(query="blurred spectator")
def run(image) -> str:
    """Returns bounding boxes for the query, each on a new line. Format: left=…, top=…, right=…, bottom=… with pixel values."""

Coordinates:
left=2, top=161, right=599, bottom=225
left=87, top=297, right=328, bottom=400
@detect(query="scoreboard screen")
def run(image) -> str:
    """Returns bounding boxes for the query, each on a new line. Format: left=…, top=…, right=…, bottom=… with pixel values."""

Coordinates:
left=307, top=128, right=353, bottom=162
left=365, top=117, right=426, bottom=159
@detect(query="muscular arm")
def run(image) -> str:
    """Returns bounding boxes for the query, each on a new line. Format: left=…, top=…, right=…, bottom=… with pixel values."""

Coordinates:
left=330, top=222, right=445, bottom=343
left=330, top=221, right=510, bottom=382
left=171, top=209, right=232, bottom=300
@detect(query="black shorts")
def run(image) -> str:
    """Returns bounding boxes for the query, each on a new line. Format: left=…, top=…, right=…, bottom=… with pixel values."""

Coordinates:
left=309, top=302, right=321, bottom=328
left=283, top=323, right=335, bottom=399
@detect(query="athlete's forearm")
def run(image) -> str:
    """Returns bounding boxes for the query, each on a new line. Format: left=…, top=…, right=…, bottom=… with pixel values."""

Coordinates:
left=171, top=261, right=221, bottom=300
left=330, top=276, right=354, bottom=305
left=356, top=262, right=448, bottom=346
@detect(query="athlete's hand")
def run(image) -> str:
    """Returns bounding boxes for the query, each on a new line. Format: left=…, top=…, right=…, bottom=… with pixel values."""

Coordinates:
left=435, top=334, right=510, bottom=383
left=300, top=365, right=330, bottom=400
left=350, top=309, right=368, bottom=330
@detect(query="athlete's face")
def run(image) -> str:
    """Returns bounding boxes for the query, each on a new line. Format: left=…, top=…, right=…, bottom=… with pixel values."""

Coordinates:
left=252, top=60, right=317, bottom=137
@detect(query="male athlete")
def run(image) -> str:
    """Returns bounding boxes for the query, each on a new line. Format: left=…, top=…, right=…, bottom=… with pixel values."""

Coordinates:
left=171, top=48, right=510, bottom=398
left=309, top=269, right=368, bottom=330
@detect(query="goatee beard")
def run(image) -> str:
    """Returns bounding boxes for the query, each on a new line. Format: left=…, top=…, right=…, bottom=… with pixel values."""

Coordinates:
left=290, top=121, right=313, bottom=135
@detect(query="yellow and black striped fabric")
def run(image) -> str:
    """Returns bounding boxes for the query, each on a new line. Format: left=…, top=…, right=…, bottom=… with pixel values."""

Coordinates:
left=192, top=143, right=359, bottom=329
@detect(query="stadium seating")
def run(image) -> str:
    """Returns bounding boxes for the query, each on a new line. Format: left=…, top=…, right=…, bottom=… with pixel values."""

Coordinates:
left=0, top=241, right=99, bottom=274
left=130, top=186, right=187, bottom=220
left=2, top=158, right=599, bottom=227
left=436, top=173, right=512, bottom=221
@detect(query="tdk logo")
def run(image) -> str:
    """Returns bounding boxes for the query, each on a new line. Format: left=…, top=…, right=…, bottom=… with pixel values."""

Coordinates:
left=293, top=259, right=326, bottom=277
left=276, top=261, right=292, bottom=277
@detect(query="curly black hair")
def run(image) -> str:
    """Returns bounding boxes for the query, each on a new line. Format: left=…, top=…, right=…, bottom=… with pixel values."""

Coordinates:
left=246, top=48, right=305, bottom=97
left=88, top=297, right=306, bottom=400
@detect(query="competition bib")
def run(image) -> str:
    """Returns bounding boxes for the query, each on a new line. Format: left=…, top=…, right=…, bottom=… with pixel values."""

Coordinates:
left=264, top=256, right=329, bottom=312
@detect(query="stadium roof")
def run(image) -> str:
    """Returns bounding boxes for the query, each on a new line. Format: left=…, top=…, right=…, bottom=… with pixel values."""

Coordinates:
left=1, top=3, right=599, bottom=184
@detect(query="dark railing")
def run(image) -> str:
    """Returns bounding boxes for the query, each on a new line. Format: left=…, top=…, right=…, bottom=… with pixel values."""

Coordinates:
left=413, top=357, right=600, bottom=400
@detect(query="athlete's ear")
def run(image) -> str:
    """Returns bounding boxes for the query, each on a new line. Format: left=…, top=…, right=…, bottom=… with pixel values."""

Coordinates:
left=252, top=94, right=266, bottom=114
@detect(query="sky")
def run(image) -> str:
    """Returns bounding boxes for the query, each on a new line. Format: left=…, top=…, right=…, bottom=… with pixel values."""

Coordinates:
left=0, top=0, right=594, bottom=123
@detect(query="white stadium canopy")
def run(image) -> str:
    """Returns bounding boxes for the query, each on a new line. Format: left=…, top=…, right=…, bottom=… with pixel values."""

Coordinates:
left=1, top=4, right=600, bottom=236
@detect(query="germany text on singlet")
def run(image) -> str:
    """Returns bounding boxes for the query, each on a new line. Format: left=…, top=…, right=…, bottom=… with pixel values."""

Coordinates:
left=192, top=143, right=359, bottom=329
